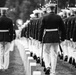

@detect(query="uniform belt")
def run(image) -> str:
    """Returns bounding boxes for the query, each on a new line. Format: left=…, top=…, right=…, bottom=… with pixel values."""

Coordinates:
left=43, top=29, right=58, bottom=37
left=44, top=29, right=58, bottom=32
left=0, top=30, right=9, bottom=32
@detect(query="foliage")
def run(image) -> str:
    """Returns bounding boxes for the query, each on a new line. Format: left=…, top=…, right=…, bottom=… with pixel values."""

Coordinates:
left=5, top=0, right=43, bottom=22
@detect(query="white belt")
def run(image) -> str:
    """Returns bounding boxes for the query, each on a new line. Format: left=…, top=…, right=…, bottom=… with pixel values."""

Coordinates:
left=44, top=29, right=58, bottom=32
left=0, top=30, right=9, bottom=32
left=43, top=29, right=58, bottom=37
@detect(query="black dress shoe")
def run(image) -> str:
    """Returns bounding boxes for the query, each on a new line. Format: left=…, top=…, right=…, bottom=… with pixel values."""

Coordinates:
left=36, top=57, right=40, bottom=63
left=41, top=59, right=45, bottom=67
left=69, top=57, right=72, bottom=64
left=30, top=52, right=33, bottom=57
left=58, top=53, right=61, bottom=57
left=64, top=55, right=68, bottom=62
left=44, top=67, right=47, bottom=72
left=45, top=67, right=50, bottom=75
left=75, top=63, right=76, bottom=68
left=59, top=53, right=63, bottom=60
left=33, top=54, right=37, bottom=60
left=72, top=58, right=75, bottom=66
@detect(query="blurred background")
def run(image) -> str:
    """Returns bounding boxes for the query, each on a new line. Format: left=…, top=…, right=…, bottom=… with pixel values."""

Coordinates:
left=0, top=0, right=76, bottom=23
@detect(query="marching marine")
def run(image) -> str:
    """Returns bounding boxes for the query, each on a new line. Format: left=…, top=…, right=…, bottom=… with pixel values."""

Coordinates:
left=39, top=3, right=66, bottom=75
left=0, top=7, right=14, bottom=70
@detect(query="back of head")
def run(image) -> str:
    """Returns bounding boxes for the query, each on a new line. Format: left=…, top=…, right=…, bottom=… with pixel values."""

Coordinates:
left=46, top=3, right=56, bottom=13
left=3, top=10, right=6, bottom=15
left=0, top=7, right=8, bottom=16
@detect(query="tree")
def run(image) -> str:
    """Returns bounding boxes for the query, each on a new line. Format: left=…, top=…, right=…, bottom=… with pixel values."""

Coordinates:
left=5, top=0, right=23, bottom=7
left=5, top=0, right=44, bottom=22
left=69, top=0, right=75, bottom=7
left=19, top=0, right=31, bottom=22
left=5, top=0, right=23, bottom=22
left=58, top=0, right=67, bottom=8
left=19, top=0, right=44, bottom=22
left=0, top=0, right=7, bottom=7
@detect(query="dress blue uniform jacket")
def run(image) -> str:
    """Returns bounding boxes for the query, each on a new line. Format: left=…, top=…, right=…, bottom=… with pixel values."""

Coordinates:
left=64, top=15, right=76, bottom=41
left=39, top=12, right=66, bottom=43
left=0, top=15, right=13, bottom=42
